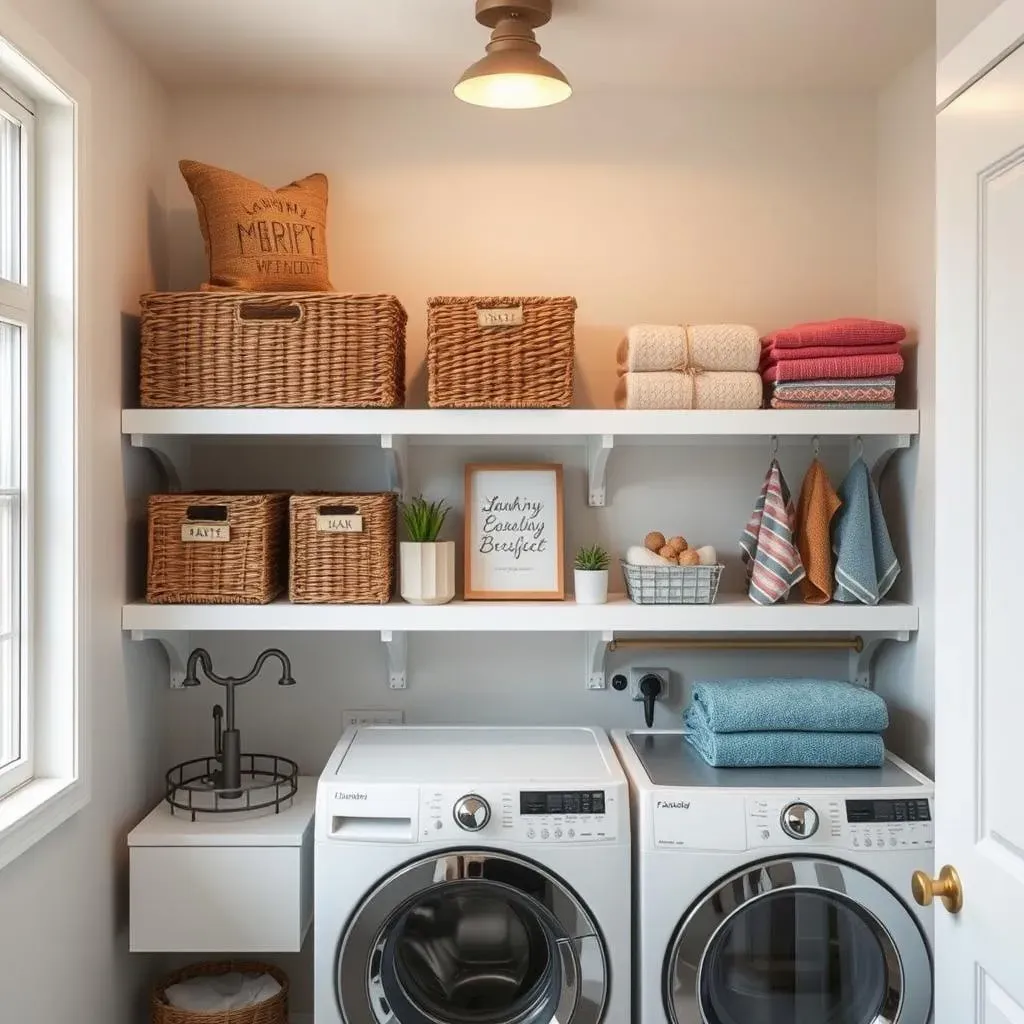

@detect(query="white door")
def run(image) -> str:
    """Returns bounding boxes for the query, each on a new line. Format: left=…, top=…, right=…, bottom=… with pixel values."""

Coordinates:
left=936, top=31, right=1024, bottom=1024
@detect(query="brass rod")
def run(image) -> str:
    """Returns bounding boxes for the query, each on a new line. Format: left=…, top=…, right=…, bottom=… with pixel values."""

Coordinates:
left=608, top=636, right=864, bottom=653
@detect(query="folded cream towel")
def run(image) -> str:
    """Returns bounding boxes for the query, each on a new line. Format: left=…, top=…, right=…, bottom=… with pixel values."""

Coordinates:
left=614, top=371, right=763, bottom=410
left=617, top=324, right=760, bottom=374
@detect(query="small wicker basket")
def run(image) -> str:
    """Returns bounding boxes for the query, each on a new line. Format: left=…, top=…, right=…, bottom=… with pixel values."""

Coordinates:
left=151, top=961, right=288, bottom=1024
left=289, top=493, right=396, bottom=604
left=147, top=493, right=289, bottom=605
left=622, top=561, right=723, bottom=605
left=427, top=295, right=576, bottom=408
left=140, top=291, right=407, bottom=408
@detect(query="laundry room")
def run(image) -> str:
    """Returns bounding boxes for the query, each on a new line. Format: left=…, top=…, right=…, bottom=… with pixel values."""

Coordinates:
left=0, top=0, right=1017, bottom=1022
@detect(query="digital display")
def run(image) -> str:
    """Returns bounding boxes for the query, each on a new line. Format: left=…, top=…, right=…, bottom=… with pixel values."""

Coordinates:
left=520, top=791, right=606, bottom=816
left=846, top=799, right=931, bottom=823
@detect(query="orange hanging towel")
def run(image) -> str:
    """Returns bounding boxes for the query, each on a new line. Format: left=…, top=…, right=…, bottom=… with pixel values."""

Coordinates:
left=795, top=459, right=842, bottom=604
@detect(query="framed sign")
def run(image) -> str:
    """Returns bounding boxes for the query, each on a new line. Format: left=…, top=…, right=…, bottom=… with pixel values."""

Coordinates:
left=464, top=464, right=565, bottom=600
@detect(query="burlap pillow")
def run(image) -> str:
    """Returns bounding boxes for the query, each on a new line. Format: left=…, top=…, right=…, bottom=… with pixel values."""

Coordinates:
left=180, top=159, right=332, bottom=291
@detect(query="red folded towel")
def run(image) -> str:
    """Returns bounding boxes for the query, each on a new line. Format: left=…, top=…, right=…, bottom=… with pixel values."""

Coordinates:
left=761, top=342, right=902, bottom=367
left=762, top=317, right=907, bottom=350
left=763, top=351, right=905, bottom=384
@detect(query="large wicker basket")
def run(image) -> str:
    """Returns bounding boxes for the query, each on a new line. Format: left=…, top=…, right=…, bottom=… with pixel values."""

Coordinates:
left=147, top=493, right=289, bottom=605
left=151, top=961, right=288, bottom=1024
left=140, top=291, right=407, bottom=408
left=289, top=493, right=396, bottom=604
left=427, top=295, right=576, bottom=408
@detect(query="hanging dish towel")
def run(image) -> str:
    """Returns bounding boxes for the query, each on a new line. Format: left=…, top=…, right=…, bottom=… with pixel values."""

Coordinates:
left=795, top=458, right=842, bottom=604
left=686, top=678, right=889, bottom=734
left=740, top=459, right=805, bottom=605
left=614, top=371, right=762, bottom=410
left=832, top=458, right=901, bottom=604
left=617, top=324, right=761, bottom=373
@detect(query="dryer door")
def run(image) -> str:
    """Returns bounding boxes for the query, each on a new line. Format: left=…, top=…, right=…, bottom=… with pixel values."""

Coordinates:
left=337, top=850, right=608, bottom=1024
left=665, top=857, right=932, bottom=1024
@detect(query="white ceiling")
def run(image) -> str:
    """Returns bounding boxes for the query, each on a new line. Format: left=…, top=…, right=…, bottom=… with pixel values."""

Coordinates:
left=92, top=0, right=935, bottom=92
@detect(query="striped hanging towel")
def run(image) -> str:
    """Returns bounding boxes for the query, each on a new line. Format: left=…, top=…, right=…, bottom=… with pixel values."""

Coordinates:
left=740, top=459, right=806, bottom=605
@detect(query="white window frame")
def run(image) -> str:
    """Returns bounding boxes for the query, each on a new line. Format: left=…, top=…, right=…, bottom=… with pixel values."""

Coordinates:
left=0, top=83, right=34, bottom=802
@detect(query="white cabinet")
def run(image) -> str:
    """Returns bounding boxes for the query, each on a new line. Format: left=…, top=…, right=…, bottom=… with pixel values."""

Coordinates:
left=128, top=778, right=315, bottom=953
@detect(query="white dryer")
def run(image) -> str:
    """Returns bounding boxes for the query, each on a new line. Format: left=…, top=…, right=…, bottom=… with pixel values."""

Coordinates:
left=315, top=725, right=631, bottom=1024
left=612, top=730, right=935, bottom=1024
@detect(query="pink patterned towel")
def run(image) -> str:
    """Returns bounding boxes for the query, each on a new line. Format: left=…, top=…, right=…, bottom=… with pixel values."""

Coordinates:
left=761, top=342, right=902, bottom=367
left=763, top=318, right=907, bottom=350
left=771, top=399, right=896, bottom=409
left=763, top=352, right=904, bottom=384
left=740, top=460, right=806, bottom=606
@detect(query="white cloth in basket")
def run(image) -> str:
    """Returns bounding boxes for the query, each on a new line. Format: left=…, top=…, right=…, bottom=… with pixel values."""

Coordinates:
left=165, top=972, right=281, bottom=1012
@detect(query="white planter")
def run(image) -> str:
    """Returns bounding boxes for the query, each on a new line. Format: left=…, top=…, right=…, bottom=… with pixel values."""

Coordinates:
left=400, top=542, right=456, bottom=605
left=574, top=569, right=609, bottom=605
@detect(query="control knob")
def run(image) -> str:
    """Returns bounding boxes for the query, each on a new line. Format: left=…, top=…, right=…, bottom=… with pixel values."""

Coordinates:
left=780, top=802, right=819, bottom=840
left=453, top=794, right=491, bottom=832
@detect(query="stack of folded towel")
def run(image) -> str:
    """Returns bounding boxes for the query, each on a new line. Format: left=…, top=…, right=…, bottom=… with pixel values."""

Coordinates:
left=761, top=318, right=906, bottom=410
left=615, top=324, right=763, bottom=410
left=683, top=678, right=889, bottom=768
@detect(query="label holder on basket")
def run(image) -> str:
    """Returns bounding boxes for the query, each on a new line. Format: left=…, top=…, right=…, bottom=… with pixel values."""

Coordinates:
left=181, top=504, right=230, bottom=543
left=316, top=504, right=363, bottom=534
left=476, top=305, right=524, bottom=328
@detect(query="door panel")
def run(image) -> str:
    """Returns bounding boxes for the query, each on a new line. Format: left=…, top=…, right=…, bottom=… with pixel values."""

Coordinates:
left=936, top=36, right=1024, bottom=1024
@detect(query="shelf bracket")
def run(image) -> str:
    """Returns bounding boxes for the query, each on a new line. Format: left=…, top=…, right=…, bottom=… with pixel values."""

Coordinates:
left=587, top=435, right=615, bottom=507
left=585, top=630, right=615, bottom=690
left=130, top=629, right=192, bottom=689
left=856, top=434, right=912, bottom=486
left=130, top=434, right=189, bottom=492
left=381, top=434, right=408, bottom=501
left=381, top=630, right=408, bottom=690
left=850, top=631, right=910, bottom=688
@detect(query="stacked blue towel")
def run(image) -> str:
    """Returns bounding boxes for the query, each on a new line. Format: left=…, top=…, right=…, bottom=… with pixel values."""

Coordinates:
left=683, top=678, right=888, bottom=768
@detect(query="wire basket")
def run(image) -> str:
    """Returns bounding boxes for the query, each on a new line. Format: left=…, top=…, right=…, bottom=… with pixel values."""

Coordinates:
left=621, top=560, right=723, bottom=605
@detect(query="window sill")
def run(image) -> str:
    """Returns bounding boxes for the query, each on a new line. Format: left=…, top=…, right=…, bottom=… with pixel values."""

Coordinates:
left=0, top=776, right=88, bottom=872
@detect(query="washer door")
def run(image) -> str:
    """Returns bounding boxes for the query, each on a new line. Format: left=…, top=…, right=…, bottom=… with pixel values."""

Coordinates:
left=338, top=851, right=608, bottom=1024
left=664, top=858, right=932, bottom=1024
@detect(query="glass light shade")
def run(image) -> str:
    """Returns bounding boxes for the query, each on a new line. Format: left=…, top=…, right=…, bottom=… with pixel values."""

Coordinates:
left=455, top=50, right=572, bottom=109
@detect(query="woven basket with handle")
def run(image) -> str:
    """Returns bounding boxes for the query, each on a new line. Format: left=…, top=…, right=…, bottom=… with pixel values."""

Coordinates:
left=151, top=961, right=288, bottom=1024
left=140, top=291, right=406, bottom=408
left=146, top=493, right=289, bottom=605
left=427, top=295, right=576, bottom=408
left=289, top=493, right=396, bottom=604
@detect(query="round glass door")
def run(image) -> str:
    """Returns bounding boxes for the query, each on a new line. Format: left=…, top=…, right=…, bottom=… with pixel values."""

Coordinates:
left=665, top=858, right=933, bottom=1024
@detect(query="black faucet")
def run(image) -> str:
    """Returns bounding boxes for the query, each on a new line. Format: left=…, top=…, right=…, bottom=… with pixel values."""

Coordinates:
left=182, top=648, right=296, bottom=798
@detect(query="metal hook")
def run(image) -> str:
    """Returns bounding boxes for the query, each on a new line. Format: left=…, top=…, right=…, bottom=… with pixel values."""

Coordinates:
left=770, top=435, right=779, bottom=462
left=855, top=436, right=864, bottom=460
left=811, top=435, right=820, bottom=459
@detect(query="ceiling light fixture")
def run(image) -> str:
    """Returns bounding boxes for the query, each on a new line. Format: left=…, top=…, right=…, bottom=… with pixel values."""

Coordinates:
left=455, top=0, right=572, bottom=110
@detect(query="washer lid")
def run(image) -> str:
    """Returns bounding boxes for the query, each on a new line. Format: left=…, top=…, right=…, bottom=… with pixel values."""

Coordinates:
left=333, top=726, right=616, bottom=784
left=629, top=732, right=925, bottom=790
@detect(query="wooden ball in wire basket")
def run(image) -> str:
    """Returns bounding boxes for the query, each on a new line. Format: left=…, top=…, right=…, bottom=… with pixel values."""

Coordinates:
left=151, top=961, right=288, bottom=1024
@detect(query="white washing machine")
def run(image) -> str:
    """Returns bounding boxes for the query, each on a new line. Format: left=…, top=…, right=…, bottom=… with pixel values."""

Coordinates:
left=315, top=725, right=631, bottom=1024
left=612, top=730, right=934, bottom=1024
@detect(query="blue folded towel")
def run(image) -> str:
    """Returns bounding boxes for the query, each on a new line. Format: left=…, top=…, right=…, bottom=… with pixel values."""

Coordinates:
left=687, top=679, right=889, bottom=734
left=832, top=458, right=900, bottom=605
left=684, top=722, right=885, bottom=768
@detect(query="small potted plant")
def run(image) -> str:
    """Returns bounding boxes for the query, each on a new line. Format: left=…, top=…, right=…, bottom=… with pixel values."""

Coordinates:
left=400, top=496, right=455, bottom=606
left=574, top=544, right=610, bottom=605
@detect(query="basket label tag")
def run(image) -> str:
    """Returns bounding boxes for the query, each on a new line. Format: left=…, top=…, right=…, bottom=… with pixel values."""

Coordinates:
left=181, top=523, right=231, bottom=543
left=317, top=514, right=363, bottom=533
left=477, top=306, right=523, bottom=328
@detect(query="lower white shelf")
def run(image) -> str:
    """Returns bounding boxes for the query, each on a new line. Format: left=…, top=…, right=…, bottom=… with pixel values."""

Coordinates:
left=123, top=595, right=919, bottom=634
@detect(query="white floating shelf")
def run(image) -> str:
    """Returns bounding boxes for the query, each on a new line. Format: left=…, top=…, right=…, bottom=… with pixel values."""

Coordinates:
left=124, top=596, right=919, bottom=635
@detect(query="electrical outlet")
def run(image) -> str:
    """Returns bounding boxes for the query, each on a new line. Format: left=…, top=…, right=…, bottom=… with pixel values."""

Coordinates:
left=629, top=668, right=671, bottom=702
left=343, top=709, right=405, bottom=729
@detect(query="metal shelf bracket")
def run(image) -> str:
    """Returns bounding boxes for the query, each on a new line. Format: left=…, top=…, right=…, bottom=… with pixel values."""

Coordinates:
left=585, top=630, right=615, bottom=690
left=587, top=435, right=615, bottom=507
left=381, top=434, right=408, bottom=501
left=130, top=434, right=190, bottom=492
left=851, top=631, right=910, bottom=687
left=381, top=630, right=408, bottom=689
left=130, top=629, right=192, bottom=688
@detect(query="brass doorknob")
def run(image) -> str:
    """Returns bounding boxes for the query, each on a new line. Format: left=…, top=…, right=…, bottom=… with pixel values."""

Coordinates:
left=912, top=865, right=963, bottom=914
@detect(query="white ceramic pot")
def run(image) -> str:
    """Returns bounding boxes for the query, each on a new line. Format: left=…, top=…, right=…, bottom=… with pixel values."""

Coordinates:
left=400, top=541, right=456, bottom=605
left=574, top=568, right=609, bottom=605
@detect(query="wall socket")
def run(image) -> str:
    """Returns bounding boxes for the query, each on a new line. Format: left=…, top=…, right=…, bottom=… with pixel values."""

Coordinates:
left=629, top=668, right=671, bottom=702
left=343, top=709, right=405, bottom=729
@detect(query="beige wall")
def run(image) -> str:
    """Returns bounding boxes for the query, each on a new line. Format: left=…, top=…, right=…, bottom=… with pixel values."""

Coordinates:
left=0, top=1, right=168, bottom=1022
left=938, top=0, right=1004, bottom=55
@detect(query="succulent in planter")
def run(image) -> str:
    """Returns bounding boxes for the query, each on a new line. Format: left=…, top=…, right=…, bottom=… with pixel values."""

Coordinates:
left=574, top=544, right=610, bottom=605
left=400, top=496, right=451, bottom=543
left=574, top=544, right=610, bottom=572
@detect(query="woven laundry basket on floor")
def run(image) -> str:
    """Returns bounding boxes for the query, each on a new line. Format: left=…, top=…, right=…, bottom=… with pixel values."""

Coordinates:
left=151, top=961, right=289, bottom=1024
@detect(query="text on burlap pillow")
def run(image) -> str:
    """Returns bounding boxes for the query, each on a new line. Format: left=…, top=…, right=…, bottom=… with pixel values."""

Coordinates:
left=179, top=159, right=332, bottom=292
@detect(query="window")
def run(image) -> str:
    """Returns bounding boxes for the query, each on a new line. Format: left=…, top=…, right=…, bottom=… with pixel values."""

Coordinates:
left=0, top=86, right=32, bottom=802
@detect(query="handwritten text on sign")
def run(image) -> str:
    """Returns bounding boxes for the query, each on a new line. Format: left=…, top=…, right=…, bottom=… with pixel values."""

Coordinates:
left=479, top=496, right=547, bottom=560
